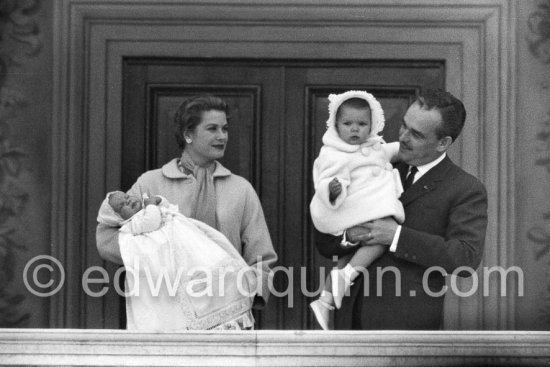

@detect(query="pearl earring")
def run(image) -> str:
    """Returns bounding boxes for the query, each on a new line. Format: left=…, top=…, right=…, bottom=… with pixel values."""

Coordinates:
left=185, top=137, right=192, bottom=144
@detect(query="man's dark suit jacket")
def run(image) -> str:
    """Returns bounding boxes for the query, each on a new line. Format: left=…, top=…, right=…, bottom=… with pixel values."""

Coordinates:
left=315, top=155, right=488, bottom=330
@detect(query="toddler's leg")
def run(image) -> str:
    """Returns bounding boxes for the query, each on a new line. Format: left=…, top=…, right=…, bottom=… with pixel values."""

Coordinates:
left=348, top=244, right=385, bottom=270
left=310, top=254, right=352, bottom=330
left=325, top=253, right=352, bottom=295
left=331, top=245, right=385, bottom=309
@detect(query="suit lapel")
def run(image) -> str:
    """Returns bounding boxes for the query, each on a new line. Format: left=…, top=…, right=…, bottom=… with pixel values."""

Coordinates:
left=399, top=156, right=453, bottom=206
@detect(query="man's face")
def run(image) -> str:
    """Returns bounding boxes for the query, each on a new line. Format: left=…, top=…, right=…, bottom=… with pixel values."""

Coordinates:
left=398, top=102, right=446, bottom=166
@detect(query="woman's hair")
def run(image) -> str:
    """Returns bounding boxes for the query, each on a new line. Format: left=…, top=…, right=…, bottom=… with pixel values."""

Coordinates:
left=174, top=95, right=230, bottom=149
left=335, top=97, right=372, bottom=123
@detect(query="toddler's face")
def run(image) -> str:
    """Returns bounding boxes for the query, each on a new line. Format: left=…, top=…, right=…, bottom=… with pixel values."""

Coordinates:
left=109, top=191, right=142, bottom=220
left=335, top=105, right=372, bottom=145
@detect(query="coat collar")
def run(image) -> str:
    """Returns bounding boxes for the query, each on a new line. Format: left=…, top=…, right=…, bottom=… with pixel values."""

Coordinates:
left=161, top=158, right=232, bottom=179
left=398, top=155, right=454, bottom=206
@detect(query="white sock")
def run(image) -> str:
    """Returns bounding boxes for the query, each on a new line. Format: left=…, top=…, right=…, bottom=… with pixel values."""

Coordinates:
left=343, top=264, right=359, bottom=284
left=320, top=290, right=334, bottom=305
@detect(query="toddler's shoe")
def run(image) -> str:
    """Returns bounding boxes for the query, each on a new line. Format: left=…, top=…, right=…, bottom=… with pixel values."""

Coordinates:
left=310, top=299, right=334, bottom=330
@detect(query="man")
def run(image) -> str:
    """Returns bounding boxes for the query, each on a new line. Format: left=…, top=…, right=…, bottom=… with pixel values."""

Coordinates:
left=315, top=89, right=488, bottom=329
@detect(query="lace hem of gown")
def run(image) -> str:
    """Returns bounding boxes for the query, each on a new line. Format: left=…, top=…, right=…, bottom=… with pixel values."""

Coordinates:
left=208, top=310, right=255, bottom=330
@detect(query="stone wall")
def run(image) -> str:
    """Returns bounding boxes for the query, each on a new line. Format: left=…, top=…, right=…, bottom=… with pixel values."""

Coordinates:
left=0, top=0, right=52, bottom=328
left=516, top=0, right=550, bottom=330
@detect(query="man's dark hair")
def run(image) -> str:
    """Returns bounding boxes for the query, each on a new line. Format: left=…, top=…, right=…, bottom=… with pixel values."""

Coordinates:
left=416, top=89, right=466, bottom=142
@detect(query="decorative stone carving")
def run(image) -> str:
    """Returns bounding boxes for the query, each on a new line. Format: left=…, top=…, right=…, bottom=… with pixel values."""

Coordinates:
left=528, top=0, right=550, bottom=64
left=527, top=0, right=550, bottom=329
left=528, top=111, right=550, bottom=263
left=0, top=0, right=41, bottom=327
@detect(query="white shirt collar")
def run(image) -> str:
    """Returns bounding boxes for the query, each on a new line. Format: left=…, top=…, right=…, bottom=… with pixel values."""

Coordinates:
left=412, top=153, right=447, bottom=183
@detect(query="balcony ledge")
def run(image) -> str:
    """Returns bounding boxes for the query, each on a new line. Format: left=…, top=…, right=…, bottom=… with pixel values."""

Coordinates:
left=1, top=329, right=549, bottom=366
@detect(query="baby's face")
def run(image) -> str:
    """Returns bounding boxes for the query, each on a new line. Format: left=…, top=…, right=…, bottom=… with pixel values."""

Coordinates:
left=109, top=192, right=142, bottom=220
left=335, top=105, right=372, bottom=145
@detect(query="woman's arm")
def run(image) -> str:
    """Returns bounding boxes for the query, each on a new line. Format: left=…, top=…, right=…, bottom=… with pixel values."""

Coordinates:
left=240, top=185, right=278, bottom=309
left=96, top=223, right=123, bottom=264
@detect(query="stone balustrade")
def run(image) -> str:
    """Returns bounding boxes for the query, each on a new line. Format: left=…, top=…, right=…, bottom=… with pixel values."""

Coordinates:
left=1, top=329, right=549, bottom=366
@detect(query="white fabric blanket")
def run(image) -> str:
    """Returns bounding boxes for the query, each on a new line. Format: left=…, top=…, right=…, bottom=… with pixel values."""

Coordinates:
left=119, top=208, right=257, bottom=331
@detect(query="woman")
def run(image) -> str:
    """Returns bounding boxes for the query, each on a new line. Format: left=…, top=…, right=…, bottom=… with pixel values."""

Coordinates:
left=96, top=95, right=277, bottom=329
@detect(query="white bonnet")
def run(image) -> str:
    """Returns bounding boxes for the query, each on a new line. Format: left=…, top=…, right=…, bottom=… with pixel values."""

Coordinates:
left=326, top=90, right=385, bottom=138
left=97, top=191, right=124, bottom=227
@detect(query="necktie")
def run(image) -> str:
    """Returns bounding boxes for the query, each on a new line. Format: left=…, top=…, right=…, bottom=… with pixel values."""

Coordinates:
left=404, top=166, right=418, bottom=191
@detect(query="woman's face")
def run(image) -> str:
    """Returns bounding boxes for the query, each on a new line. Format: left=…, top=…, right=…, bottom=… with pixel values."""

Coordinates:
left=185, top=110, right=228, bottom=166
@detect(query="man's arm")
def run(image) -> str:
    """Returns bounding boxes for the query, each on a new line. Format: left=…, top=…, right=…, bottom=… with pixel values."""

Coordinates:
left=393, top=183, right=487, bottom=273
left=356, top=180, right=488, bottom=275
left=314, top=229, right=358, bottom=260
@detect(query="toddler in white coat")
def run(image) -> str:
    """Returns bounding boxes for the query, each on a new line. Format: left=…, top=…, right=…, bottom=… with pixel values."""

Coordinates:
left=309, top=91, right=405, bottom=330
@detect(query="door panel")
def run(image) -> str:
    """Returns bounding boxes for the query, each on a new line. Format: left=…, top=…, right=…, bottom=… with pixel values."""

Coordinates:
left=121, top=58, right=444, bottom=330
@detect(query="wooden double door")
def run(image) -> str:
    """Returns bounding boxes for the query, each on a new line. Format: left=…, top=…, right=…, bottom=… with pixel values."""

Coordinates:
left=121, top=58, right=444, bottom=330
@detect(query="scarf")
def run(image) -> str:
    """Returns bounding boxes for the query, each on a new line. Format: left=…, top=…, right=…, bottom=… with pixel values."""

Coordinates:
left=179, top=150, right=218, bottom=229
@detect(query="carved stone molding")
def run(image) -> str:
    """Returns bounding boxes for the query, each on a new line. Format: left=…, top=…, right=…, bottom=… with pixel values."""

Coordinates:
left=0, top=0, right=41, bottom=328
left=52, top=0, right=517, bottom=330
left=527, top=0, right=550, bottom=64
left=526, top=0, right=550, bottom=329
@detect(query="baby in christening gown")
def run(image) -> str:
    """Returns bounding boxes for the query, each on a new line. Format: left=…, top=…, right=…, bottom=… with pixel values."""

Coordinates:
left=97, top=191, right=257, bottom=331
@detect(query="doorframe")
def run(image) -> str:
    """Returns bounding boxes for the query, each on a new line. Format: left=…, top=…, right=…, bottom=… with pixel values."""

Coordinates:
left=51, top=0, right=517, bottom=330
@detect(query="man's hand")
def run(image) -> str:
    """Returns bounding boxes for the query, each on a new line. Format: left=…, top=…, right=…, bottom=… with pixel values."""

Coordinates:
left=347, top=217, right=399, bottom=246
left=143, top=196, right=162, bottom=206
left=329, top=178, right=342, bottom=203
